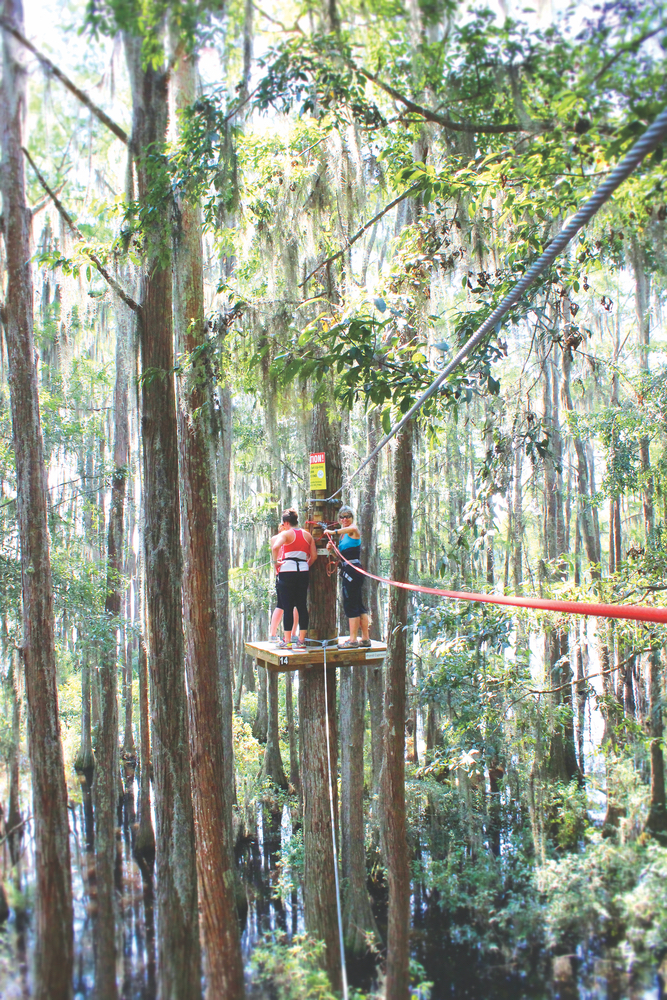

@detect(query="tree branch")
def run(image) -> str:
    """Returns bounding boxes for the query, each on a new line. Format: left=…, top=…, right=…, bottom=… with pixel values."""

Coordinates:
left=591, top=23, right=667, bottom=85
left=507, top=649, right=641, bottom=714
left=356, top=64, right=547, bottom=135
left=0, top=17, right=129, bottom=145
left=22, top=148, right=141, bottom=314
left=30, top=181, right=66, bottom=216
left=251, top=2, right=303, bottom=34
left=299, top=182, right=421, bottom=287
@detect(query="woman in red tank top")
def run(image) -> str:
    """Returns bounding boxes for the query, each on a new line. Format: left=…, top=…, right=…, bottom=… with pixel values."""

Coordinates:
left=270, top=509, right=317, bottom=649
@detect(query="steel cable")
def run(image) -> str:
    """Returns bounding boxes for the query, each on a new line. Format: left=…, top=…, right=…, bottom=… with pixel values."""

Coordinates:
left=316, top=105, right=667, bottom=502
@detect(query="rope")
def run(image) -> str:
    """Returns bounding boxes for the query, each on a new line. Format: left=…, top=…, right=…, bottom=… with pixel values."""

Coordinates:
left=326, top=539, right=667, bottom=625
left=321, top=640, right=349, bottom=1000
left=315, top=104, right=667, bottom=504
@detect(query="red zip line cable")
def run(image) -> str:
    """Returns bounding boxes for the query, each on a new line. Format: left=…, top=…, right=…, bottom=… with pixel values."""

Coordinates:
left=325, top=538, right=667, bottom=626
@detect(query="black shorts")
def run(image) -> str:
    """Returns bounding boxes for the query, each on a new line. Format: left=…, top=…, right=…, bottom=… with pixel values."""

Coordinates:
left=340, top=562, right=368, bottom=619
left=276, top=571, right=310, bottom=632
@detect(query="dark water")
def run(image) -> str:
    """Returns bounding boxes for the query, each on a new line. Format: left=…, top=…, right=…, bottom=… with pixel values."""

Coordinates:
left=0, top=792, right=661, bottom=999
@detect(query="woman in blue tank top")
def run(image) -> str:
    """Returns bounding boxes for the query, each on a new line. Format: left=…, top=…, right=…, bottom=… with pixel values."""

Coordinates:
left=325, top=506, right=371, bottom=648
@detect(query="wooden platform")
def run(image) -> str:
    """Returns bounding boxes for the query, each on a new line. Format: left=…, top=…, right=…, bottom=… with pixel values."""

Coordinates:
left=245, top=638, right=387, bottom=673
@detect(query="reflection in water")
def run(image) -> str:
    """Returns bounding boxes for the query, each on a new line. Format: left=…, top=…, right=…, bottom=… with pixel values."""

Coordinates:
left=0, top=788, right=661, bottom=999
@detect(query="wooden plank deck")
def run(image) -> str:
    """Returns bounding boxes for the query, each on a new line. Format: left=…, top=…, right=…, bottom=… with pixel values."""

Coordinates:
left=244, top=638, right=387, bottom=673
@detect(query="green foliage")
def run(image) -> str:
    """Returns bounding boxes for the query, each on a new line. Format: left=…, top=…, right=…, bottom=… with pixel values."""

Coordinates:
left=268, top=303, right=505, bottom=421
left=415, top=839, right=543, bottom=954
left=249, top=934, right=339, bottom=1000
left=254, top=35, right=386, bottom=128
left=620, top=845, right=667, bottom=966
left=232, top=713, right=264, bottom=779
left=274, top=827, right=304, bottom=900
left=537, top=838, right=648, bottom=953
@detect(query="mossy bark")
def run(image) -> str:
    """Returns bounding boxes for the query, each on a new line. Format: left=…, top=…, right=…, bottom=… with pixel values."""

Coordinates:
left=340, top=664, right=378, bottom=954
left=124, top=33, right=201, bottom=999
left=1, top=5, right=74, bottom=997
left=380, top=418, right=413, bottom=1000
left=173, top=46, right=244, bottom=999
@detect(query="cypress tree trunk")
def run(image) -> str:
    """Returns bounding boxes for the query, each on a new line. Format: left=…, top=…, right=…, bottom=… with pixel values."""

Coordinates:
left=7, top=650, right=22, bottom=869
left=340, top=664, right=378, bottom=953
left=212, top=376, right=236, bottom=839
left=562, top=349, right=600, bottom=576
left=541, top=340, right=578, bottom=785
left=285, top=671, right=300, bottom=794
left=173, top=45, right=244, bottom=999
left=630, top=240, right=667, bottom=837
left=645, top=648, right=667, bottom=838
left=1, top=5, right=74, bottom=997
left=94, top=287, right=130, bottom=1000
left=359, top=411, right=384, bottom=792
left=254, top=664, right=269, bottom=742
left=380, top=419, right=413, bottom=1000
left=134, top=636, right=155, bottom=870
left=631, top=237, right=655, bottom=535
left=124, top=34, right=201, bottom=999
left=262, top=671, right=288, bottom=789
left=512, top=444, right=523, bottom=590
left=301, top=400, right=343, bottom=992
left=260, top=356, right=287, bottom=786
left=75, top=648, right=95, bottom=780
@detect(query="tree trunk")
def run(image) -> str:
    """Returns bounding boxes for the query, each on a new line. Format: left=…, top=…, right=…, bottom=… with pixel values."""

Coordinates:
left=254, top=664, right=269, bottom=742
left=359, top=410, right=384, bottom=792
left=630, top=237, right=655, bottom=537
left=645, top=649, right=667, bottom=838
left=75, top=648, right=95, bottom=780
left=300, top=663, right=342, bottom=989
left=124, top=34, right=201, bottom=999
left=212, top=377, right=237, bottom=834
left=173, top=46, right=244, bottom=999
left=285, top=671, right=300, bottom=794
left=262, top=671, right=288, bottom=789
left=258, top=341, right=286, bottom=786
left=300, top=399, right=343, bottom=992
left=629, top=239, right=665, bottom=834
left=134, top=636, right=155, bottom=870
left=0, top=5, right=74, bottom=997
left=380, top=419, right=413, bottom=1000
left=512, top=443, right=523, bottom=590
left=7, top=650, right=23, bottom=869
left=340, top=664, right=378, bottom=953
left=541, top=340, right=579, bottom=786
left=94, top=286, right=131, bottom=1000
left=562, top=349, right=600, bottom=575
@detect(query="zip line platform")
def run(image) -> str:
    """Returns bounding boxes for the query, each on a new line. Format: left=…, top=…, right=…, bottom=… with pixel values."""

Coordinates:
left=245, top=638, right=387, bottom=673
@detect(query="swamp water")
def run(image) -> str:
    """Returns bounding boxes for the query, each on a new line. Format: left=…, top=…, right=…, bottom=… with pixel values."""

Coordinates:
left=0, top=795, right=662, bottom=999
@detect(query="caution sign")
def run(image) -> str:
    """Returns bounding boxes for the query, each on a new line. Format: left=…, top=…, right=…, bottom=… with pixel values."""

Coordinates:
left=309, top=452, right=327, bottom=491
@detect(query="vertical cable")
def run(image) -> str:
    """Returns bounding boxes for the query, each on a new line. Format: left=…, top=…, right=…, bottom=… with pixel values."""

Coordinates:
left=322, top=642, right=349, bottom=999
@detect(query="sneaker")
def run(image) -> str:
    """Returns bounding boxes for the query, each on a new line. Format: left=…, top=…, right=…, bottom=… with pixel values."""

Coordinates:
left=339, top=639, right=359, bottom=649
left=359, top=639, right=371, bottom=647
left=277, top=639, right=292, bottom=650
left=268, top=635, right=280, bottom=645
left=292, top=637, right=307, bottom=650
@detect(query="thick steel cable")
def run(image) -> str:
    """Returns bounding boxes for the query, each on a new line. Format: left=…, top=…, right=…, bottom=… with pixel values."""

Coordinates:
left=316, top=105, right=667, bottom=503
left=321, top=641, right=349, bottom=1000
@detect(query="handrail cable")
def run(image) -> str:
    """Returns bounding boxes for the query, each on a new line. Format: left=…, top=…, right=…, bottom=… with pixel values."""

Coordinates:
left=313, top=105, right=667, bottom=504
left=326, top=539, right=667, bottom=625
